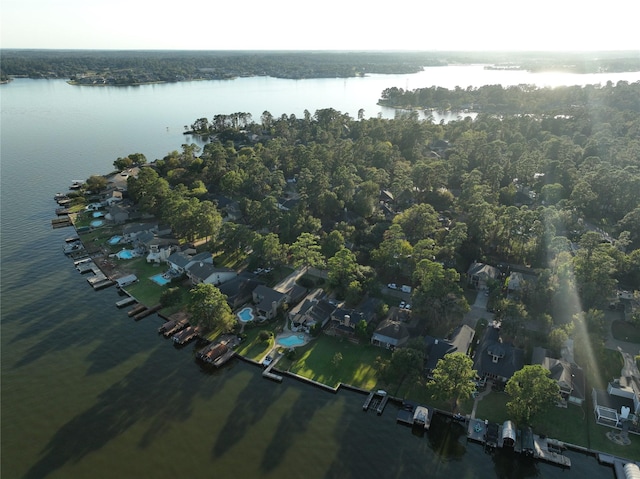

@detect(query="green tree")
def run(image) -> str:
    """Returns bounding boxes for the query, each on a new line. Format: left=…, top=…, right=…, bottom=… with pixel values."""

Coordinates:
left=380, top=346, right=424, bottom=393
left=187, top=283, right=235, bottom=332
left=327, top=247, right=359, bottom=294
left=505, top=365, right=560, bottom=425
left=85, top=174, right=108, bottom=193
left=290, top=232, right=325, bottom=272
left=428, top=352, right=476, bottom=412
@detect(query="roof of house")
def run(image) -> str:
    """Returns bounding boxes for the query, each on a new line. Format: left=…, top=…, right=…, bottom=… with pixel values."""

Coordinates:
left=187, top=262, right=218, bottom=281
left=373, top=319, right=409, bottom=342
left=190, top=252, right=212, bottom=263
left=473, top=325, right=524, bottom=380
left=467, top=262, right=500, bottom=279
left=532, top=347, right=586, bottom=400
left=218, top=277, right=262, bottom=300
left=424, top=324, right=475, bottom=371
left=253, top=284, right=286, bottom=304
left=309, top=299, right=336, bottom=324
left=123, top=222, right=157, bottom=235
left=167, top=251, right=192, bottom=268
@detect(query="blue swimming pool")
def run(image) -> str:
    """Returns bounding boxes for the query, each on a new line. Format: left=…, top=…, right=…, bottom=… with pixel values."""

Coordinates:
left=92, top=211, right=104, bottom=218
left=150, top=273, right=170, bottom=286
left=90, top=219, right=104, bottom=227
left=237, top=307, right=254, bottom=322
left=277, top=334, right=306, bottom=347
left=117, top=249, right=135, bottom=260
left=107, top=235, right=122, bottom=245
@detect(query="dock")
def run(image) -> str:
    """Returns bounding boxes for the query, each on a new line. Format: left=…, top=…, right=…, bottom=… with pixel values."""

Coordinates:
left=128, top=303, right=147, bottom=317
left=363, top=390, right=388, bottom=413
left=52, top=217, right=72, bottom=228
left=133, top=303, right=162, bottom=320
left=116, top=296, right=137, bottom=308
left=532, top=435, right=571, bottom=468
left=92, top=279, right=115, bottom=290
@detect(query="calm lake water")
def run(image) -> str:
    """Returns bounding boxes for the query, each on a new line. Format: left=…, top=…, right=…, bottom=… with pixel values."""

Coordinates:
left=3, top=65, right=636, bottom=478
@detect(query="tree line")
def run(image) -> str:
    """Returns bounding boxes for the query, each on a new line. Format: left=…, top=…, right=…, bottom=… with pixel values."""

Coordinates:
left=123, top=81, right=639, bottom=349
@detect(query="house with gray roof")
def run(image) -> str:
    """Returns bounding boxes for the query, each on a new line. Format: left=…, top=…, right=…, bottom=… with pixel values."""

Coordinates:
left=467, top=262, right=500, bottom=290
left=532, top=346, right=585, bottom=406
left=252, top=284, right=287, bottom=320
left=218, top=276, right=263, bottom=310
left=473, top=323, right=524, bottom=383
left=186, top=262, right=237, bottom=286
left=424, top=324, right=475, bottom=375
left=167, top=251, right=193, bottom=274
left=106, top=205, right=129, bottom=224
left=288, top=290, right=336, bottom=333
left=371, top=319, right=409, bottom=350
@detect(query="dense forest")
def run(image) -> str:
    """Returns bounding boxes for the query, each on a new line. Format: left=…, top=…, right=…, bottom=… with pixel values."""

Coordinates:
left=123, top=81, right=640, bottom=347
left=2, top=49, right=639, bottom=83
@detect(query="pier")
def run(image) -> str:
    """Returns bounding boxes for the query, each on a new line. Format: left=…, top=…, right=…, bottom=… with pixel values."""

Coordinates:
left=133, top=303, right=162, bottom=320
left=127, top=303, right=147, bottom=317
left=363, top=390, right=388, bottom=413
left=115, top=296, right=137, bottom=308
left=51, top=217, right=72, bottom=228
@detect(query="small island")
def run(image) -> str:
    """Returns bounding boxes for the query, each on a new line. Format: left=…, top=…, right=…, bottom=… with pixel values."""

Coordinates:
left=53, top=81, right=640, bottom=464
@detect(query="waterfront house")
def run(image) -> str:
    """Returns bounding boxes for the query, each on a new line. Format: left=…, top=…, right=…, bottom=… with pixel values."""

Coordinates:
left=252, top=284, right=287, bottom=320
left=105, top=205, right=129, bottom=224
left=186, top=262, right=237, bottom=286
left=167, top=251, right=192, bottom=274
left=218, top=276, right=263, bottom=310
left=371, top=319, right=409, bottom=350
left=328, top=307, right=366, bottom=338
left=288, top=290, right=336, bottom=333
left=473, top=323, right=524, bottom=383
left=122, top=222, right=158, bottom=242
left=532, top=346, right=585, bottom=406
left=424, top=324, right=475, bottom=376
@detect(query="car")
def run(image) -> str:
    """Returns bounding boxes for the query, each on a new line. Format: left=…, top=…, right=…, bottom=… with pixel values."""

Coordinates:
left=405, top=304, right=411, bottom=310
left=262, top=355, right=273, bottom=367
left=399, top=301, right=406, bottom=309
left=387, top=283, right=397, bottom=290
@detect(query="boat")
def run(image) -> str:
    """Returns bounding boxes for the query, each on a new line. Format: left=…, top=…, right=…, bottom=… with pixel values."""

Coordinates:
left=63, top=242, right=84, bottom=254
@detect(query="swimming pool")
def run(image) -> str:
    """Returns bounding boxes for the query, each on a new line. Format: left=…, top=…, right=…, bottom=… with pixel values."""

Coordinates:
left=107, top=235, right=122, bottom=245
left=92, top=211, right=104, bottom=218
left=116, top=249, right=135, bottom=260
left=90, top=219, right=104, bottom=227
left=237, top=307, right=254, bottom=322
left=277, top=334, right=306, bottom=347
left=150, top=273, right=170, bottom=286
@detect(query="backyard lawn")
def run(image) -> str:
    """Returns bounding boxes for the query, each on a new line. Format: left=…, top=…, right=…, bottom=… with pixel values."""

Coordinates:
left=279, top=335, right=390, bottom=390
left=474, top=391, right=640, bottom=458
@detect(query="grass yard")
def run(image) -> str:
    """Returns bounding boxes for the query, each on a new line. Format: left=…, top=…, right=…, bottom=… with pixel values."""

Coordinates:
left=473, top=390, right=640, bottom=458
left=611, top=320, right=640, bottom=343
left=279, top=335, right=390, bottom=390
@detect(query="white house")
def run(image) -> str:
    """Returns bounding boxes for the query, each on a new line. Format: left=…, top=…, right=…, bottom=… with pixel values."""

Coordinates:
left=186, top=262, right=237, bottom=286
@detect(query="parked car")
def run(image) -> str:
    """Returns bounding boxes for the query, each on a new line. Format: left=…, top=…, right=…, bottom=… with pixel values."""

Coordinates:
left=262, top=355, right=273, bottom=367
left=387, top=283, right=398, bottom=290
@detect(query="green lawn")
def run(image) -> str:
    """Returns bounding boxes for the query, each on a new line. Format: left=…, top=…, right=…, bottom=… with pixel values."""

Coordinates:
left=611, top=320, right=640, bottom=343
left=278, top=335, right=390, bottom=390
left=473, top=391, right=640, bottom=458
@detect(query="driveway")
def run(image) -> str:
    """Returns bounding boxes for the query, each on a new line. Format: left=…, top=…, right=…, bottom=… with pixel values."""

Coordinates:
left=462, top=291, right=495, bottom=329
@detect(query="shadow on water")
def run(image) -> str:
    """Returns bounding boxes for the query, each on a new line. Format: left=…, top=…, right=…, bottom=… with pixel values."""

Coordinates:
left=259, top=384, right=322, bottom=473
left=211, top=368, right=285, bottom=459
left=22, top=341, right=233, bottom=479
left=426, top=414, right=467, bottom=460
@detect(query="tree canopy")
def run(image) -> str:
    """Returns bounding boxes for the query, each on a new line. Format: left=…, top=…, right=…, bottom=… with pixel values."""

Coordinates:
left=505, top=365, right=560, bottom=425
left=428, top=352, right=477, bottom=412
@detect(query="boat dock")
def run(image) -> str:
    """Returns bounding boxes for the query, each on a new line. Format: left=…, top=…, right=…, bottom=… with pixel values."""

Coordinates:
left=116, top=296, right=137, bottom=308
left=128, top=303, right=147, bottom=317
left=52, top=216, right=73, bottom=228
left=412, top=406, right=432, bottom=429
left=133, top=303, right=162, bottom=320
left=362, top=390, right=388, bottom=414
left=532, top=435, right=571, bottom=467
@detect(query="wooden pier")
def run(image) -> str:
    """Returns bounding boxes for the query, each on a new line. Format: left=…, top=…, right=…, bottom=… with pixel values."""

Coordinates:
left=133, top=303, right=162, bottom=320
left=52, top=217, right=72, bottom=228
left=116, top=296, right=137, bottom=308
left=128, top=303, right=147, bottom=317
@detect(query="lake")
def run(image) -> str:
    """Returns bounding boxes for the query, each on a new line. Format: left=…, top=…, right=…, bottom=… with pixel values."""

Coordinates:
left=3, top=65, right=636, bottom=478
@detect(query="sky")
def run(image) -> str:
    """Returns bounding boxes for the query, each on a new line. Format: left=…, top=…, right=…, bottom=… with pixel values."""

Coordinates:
left=2, top=0, right=639, bottom=51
